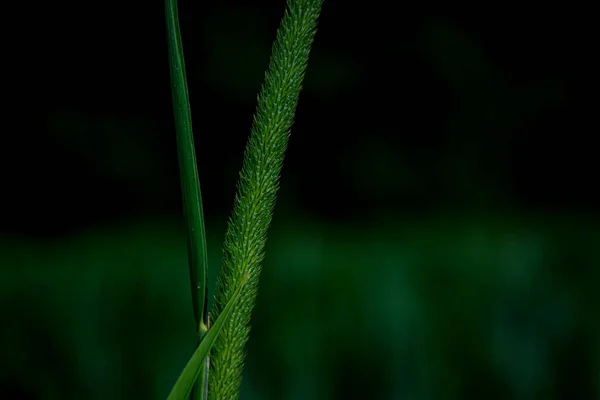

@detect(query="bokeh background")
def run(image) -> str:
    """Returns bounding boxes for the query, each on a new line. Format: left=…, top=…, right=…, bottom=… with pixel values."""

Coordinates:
left=1, top=1, right=598, bottom=399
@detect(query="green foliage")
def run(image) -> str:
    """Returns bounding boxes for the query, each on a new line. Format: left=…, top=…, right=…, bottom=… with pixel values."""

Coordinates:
left=2, top=216, right=599, bottom=398
left=208, top=1, right=323, bottom=398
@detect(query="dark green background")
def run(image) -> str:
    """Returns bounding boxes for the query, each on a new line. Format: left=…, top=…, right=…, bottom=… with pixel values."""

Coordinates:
left=1, top=1, right=597, bottom=399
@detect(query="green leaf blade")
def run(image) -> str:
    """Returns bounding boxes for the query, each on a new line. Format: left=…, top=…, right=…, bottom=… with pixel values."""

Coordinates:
left=165, top=0, right=209, bottom=398
left=165, top=0, right=208, bottom=335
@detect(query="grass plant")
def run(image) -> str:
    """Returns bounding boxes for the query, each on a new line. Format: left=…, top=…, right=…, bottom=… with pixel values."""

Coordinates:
left=165, top=0, right=323, bottom=398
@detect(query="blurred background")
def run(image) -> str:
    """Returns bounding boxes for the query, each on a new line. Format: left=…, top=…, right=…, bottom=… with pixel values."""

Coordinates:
left=1, top=1, right=598, bottom=399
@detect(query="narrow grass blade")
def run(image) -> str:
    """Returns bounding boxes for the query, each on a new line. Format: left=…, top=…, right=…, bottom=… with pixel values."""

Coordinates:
left=167, top=273, right=249, bottom=400
left=165, top=0, right=208, bottom=334
left=165, top=0, right=209, bottom=397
